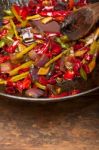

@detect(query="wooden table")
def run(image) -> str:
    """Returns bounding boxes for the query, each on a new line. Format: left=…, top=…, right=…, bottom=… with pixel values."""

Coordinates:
left=0, top=90, right=99, bottom=150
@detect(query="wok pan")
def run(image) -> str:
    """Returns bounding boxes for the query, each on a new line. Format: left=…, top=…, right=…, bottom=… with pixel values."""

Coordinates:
left=0, top=0, right=99, bottom=102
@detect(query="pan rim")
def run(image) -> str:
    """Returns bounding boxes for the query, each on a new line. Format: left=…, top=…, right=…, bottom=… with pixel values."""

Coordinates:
left=0, top=86, right=99, bottom=102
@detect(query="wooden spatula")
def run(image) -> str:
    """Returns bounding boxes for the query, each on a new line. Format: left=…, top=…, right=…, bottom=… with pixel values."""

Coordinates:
left=60, top=2, right=99, bottom=40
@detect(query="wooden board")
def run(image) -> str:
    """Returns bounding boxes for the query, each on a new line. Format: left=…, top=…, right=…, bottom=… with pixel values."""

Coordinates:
left=0, top=90, right=99, bottom=150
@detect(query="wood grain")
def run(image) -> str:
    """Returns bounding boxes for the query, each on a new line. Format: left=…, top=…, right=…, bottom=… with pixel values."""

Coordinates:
left=0, top=90, right=99, bottom=150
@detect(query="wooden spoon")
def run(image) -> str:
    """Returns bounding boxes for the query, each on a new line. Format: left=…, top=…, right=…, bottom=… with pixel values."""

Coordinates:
left=60, top=2, right=99, bottom=40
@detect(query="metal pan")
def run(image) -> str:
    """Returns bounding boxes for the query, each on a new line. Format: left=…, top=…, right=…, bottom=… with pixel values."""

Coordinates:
left=0, top=0, right=99, bottom=102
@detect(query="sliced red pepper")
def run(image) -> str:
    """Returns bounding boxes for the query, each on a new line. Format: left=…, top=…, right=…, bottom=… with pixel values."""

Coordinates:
left=64, top=70, right=75, bottom=80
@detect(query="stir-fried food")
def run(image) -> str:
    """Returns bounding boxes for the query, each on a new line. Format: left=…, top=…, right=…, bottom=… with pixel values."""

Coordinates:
left=0, top=0, right=99, bottom=98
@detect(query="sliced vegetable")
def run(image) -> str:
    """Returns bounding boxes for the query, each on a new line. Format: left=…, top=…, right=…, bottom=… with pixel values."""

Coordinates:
left=88, top=58, right=96, bottom=73
left=45, top=48, right=71, bottom=67
left=38, top=67, right=50, bottom=75
left=80, top=67, right=87, bottom=80
left=10, top=72, right=29, bottom=82
left=9, top=61, right=33, bottom=76
left=25, top=88, right=44, bottom=98
left=15, top=43, right=37, bottom=59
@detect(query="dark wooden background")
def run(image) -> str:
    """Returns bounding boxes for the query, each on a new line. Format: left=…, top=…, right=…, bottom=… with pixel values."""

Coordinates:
left=0, top=90, right=99, bottom=150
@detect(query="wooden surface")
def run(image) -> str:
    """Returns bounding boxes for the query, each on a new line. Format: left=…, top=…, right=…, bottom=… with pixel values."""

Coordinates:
left=0, top=90, right=99, bottom=150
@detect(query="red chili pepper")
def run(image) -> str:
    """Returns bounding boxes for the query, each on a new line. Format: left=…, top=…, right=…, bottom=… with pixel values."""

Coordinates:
left=0, top=55, right=10, bottom=63
left=69, top=89, right=80, bottom=95
left=22, top=77, right=31, bottom=89
left=82, top=64, right=90, bottom=74
left=4, top=40, right=19, bottom=53
left=39, top=76, right=48, bottom=85
left=75, top=0, right=87, bottom=7
left=73, top=59, right=82, bottom=72
left=20, top=6, right=29, bottom=20
left=28, top=1, right=42, bottom=15
left=50, top=92, right=68, bottom=98
left=0, top=29, right=8, bottom=38
left=84, top=53, right=93, bottom=62
left=18, top=68, right=30, bottom=74
left=73, top=42, right=85, bottom=51
left=5, top=81, right=16, bottom=94
left=5, top=86, right=16, bottom=94
left=64, top=70, right=75, bottom=80
left=13, top=4, right=29, bottom=20
left=54, top=16, right=65, bottom=22
left=16, top=77, right=31, bottom=93
left=16, top=81, right=23, bottom=93
left=48, top=72, right=62, bottom=84
left=0, top=73, right=9, bottom=80
left=34, top=41, right=50, bottom=54
left=51, top=41, right=62, bottom=56
left=7, top=81, right=16, bottom=87
left=39, top=10, right=71, bottom=17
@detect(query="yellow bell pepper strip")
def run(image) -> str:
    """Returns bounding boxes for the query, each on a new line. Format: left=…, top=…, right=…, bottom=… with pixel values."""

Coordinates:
left=10, top=19, right=20, bottom=39
left=0, top=72, right=29, bottom=84
left=60, top=35, right=69, bottom=43
left=4, top=10, right=13, bottom=16
left=85, top=28, right=99, bottom=46
left=41, top=17, right=53, bottom=24
left=3, top=16, right=14, bottom=20
left=18, top=43, right=26, bottom=52
left=94, top=28, right=99, bottom=40
left=89, top=41, right=99, bottom=55
left=38, top=67, right=50, bottom=75
left=88, top=58, right=96, bottom=73
left=0, top=79, right=6, bottom=85
left=35, top=82, right=46, bottom=90
left=15, top=42, right=37, bottom=59
left=9, top=61, right=33, bottom=76
left=44, top=48, right=71, bottom=68
left=10, top=72, right=29, bottom=82
left=26, top=14, right=42, bottom=21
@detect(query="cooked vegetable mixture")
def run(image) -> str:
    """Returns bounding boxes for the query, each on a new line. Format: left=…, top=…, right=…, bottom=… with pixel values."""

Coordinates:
left=0, top=0, right=99, bottom=98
